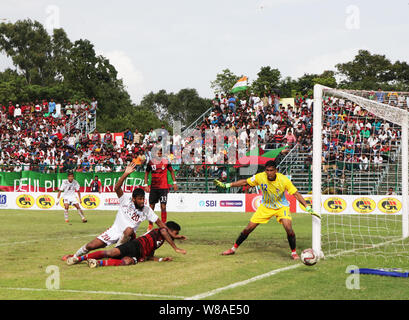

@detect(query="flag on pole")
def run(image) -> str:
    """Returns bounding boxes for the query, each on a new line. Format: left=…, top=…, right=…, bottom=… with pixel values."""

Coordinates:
left=231, top=76, right=249, bottom=93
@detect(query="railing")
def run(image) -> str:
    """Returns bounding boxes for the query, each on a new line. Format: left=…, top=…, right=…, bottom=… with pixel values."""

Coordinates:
left=343, top=90, right=409, bottom=110
left=0, top=163, right=255, bottom=194
left=276, top=144, right=301, bottom=176
left=1, top=160, right=402, bottom=195
left=181, top=107, right=213, bottom=138
left=65, top=110, right=97, bottom=136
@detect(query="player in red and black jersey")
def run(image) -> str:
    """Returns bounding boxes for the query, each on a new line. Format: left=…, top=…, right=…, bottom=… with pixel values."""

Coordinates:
left=76, top=221, right=185, bottom=268
left=144, top=149, right=178, bottom=231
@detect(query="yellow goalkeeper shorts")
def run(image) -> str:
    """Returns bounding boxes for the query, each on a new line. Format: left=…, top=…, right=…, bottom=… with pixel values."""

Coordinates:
left=250, top=205, right=291, bottom=224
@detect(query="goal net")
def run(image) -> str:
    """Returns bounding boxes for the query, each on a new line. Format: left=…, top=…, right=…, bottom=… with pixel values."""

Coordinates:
left=312, top=85, right=409, bottom=261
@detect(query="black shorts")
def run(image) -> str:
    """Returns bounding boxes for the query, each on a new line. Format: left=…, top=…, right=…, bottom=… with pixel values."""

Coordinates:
left=117, top=239, right=142, bottom=259
left=149, top=188, right=168, bottom=205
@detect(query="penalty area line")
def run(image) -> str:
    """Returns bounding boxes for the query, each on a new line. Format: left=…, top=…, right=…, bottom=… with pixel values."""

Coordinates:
left=0, top=287, right=186, bottom=300
left=185, top=263, right=302, bottom=300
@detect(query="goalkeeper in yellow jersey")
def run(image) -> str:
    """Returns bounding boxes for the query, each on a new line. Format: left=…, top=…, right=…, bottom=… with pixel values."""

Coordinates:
left=214, top=160, right=320, bottom=260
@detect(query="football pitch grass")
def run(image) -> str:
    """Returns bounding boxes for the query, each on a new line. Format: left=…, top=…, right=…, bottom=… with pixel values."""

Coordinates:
left=0, top=209, right=408, bottom=300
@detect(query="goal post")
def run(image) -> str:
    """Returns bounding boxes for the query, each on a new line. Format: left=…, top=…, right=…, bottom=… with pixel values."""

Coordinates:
left=312, top=84, right=409, bottom=259
left=402, top=112, right=409, bottom=238
left=312, top=84, right=323, bottom=258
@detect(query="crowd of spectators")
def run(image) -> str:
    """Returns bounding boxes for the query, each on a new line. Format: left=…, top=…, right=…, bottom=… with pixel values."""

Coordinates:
left=205, top=92, right=314, bottom=152
left=1, top=89, right=407, bottom=178
left=0, top=98, right=97, bottom=173
left=321, top=93, right=403, bottom=176
left=0, top=91, right=314, bottom=177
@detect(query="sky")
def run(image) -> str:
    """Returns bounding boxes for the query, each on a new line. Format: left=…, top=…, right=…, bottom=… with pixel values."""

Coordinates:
left=1, top=0, right=409, bottom=104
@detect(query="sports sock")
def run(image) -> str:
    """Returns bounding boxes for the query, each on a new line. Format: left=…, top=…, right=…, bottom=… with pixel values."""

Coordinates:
left=161, top=209, right=167, bottom=223
left=101, top=258, right=126, bottom=266
left=74, top=245, right=89, bottom=257
left=232, top=232, right=249, bottom=251
left=287, top=233, right=296, bottom=251
left=79, top=250, right=107, bottom=261
left=77, top=209, right=85, bottom=219
left=64, top=209, right=69, bottom=221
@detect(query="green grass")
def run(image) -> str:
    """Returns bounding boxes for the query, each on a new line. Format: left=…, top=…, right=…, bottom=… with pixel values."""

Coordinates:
left=0, top=209, right=408, bottom=300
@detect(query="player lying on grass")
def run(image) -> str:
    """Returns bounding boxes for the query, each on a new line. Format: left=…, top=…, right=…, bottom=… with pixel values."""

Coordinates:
left=63, top=163, right=186, bottom=264
left=214, top=160, right=320, bottom=260
left=56, top=171, right=87, bottom=223
left=73, top=221, right=184, bottom=268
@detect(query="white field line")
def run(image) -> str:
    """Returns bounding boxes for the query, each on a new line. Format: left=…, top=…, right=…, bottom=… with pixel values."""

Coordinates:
left=0, top=234, right=98, bottom=247
left=0, top=287, right=185, bottom=300
left=186, top=237, right=407, bottom=300
left=1, top=230, right=405, bottom=300
left=185, top=264, right=302, bottom=300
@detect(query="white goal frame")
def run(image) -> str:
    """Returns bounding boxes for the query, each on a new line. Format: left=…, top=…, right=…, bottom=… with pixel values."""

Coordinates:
left=312, top=84, right=409, bottom=258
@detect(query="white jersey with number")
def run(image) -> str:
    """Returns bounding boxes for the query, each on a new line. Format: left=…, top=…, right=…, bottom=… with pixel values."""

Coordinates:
left=59, top=179, right=80, bottom=197
left=113, top=194, right=158, bottom=230
left=97, top=194, right=158, bottom=246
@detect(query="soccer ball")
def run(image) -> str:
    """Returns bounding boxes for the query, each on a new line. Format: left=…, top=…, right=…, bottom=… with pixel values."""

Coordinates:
left=301, top=248, right=317, bottom=266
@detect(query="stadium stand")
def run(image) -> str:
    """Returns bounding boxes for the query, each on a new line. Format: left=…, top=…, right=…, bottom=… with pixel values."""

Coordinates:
left=1, top=90, right=407, bottom=195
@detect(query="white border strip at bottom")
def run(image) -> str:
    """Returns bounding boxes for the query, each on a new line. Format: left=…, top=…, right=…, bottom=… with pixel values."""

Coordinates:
left=185, top=264, right=302, bottom=300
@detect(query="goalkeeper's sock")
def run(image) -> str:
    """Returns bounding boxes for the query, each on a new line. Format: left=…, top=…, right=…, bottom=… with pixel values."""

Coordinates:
left=287, top=233, right=296, bottom=251
left=232, top=232, right=249, bottom=251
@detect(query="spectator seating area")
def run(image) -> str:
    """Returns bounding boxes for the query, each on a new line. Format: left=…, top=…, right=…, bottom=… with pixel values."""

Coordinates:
left=1, top=90, right=407, bottom=195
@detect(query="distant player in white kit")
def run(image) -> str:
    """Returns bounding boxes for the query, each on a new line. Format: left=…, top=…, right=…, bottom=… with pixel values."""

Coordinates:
left=64, top=162, right=184, bottom=264
left=56, top=172, right=87, bottom=223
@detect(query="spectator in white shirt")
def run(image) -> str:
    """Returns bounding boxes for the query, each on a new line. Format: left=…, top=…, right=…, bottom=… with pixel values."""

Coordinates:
left=359, top=155, right=369, bottom=171
left=14, top=104, right=22, bottom=118
left=368, top=135, right=379, bottom=148
left=373, top=154, right=383, bottom=171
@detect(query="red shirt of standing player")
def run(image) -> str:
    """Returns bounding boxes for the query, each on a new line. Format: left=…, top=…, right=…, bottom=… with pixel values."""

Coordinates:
left=144, top=149, right=177, bottom=231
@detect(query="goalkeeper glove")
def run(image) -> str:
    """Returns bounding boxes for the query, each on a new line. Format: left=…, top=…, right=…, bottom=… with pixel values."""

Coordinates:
left=306, top=205, right=321, bottom=219
left=213, top=179, right=231, bottom=189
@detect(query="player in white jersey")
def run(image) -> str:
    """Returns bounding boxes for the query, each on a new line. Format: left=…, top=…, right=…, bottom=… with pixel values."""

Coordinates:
left=56, top=172, right=87, bottom=223
left=64, top=162, right=184, bottom=264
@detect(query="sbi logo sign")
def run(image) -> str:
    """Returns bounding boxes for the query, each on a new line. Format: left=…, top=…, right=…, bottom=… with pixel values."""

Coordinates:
left=199, top=200, right=217, bottom=207
left=0, top=194, right=7, bottom=206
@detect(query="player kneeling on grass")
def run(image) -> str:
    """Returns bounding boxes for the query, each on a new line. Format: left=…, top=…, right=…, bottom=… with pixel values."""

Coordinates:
left=64, top=163, right=186, bottom=264
left=214, top=160, right=320, bottom=260
left=75, top=221, right=184, bottom=268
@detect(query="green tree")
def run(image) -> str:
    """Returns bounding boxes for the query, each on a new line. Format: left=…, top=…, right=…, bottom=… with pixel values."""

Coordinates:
left=97, top=104, right=165, bottom=133
left=210, top=69, right=240, bottom=94
left=251, top=66, right=281, bottom=95
left=292, top=71, right=337, bottom=96
left=278, top=76, right=295, bottom=97
left=0, top=19, right=54, bottom=85
left=51, top=28, right=73, bottom=81
left=391, top=60, right=409, bottom=90
left=335, top=50, right=394, bottom=90
left=139, top=88, right=212, bottom=127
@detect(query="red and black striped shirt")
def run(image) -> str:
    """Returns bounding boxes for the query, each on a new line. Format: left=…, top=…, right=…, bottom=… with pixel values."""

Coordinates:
left=146, top=158, right=172, bottom=189
left=137, top=228, right=165, bottom=259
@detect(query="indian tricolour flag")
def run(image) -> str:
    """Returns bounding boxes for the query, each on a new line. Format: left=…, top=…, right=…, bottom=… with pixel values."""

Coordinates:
left=231, top=76, right=249, bottom=93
